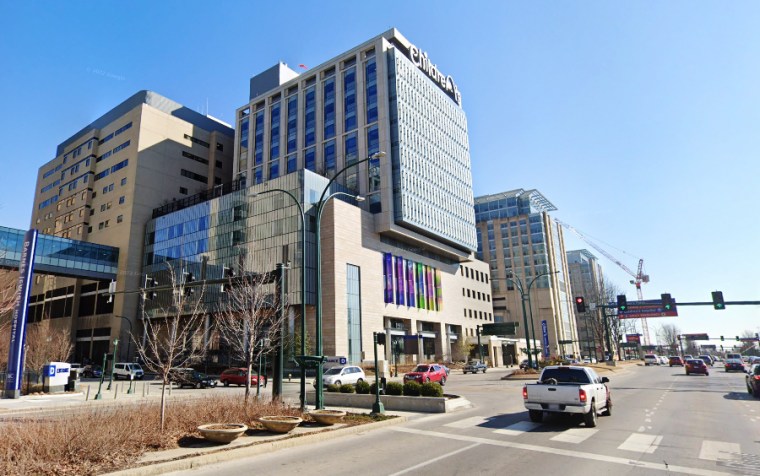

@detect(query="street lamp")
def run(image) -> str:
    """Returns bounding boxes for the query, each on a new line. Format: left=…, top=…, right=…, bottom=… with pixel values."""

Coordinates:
left=502, top=270, right=559, bottom=368
left=314, top=151, right=385, bottom=409
left=106, top=338, right=119, bottom=391
left=250, top=188, right=306, bottom=409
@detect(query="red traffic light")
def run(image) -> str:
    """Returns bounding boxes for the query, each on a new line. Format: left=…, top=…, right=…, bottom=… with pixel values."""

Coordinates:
left=574, top=296, right=586, bottom=313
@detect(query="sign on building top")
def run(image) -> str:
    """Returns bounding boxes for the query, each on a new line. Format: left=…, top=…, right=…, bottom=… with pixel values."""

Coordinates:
left=407, top=43, right=462, bottom=106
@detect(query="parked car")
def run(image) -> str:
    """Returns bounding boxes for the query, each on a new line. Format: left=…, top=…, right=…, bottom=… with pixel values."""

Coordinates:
left=644, top=354, right=659, bottom=366
left=685, top=359, right=709, bottom=376
left=746, top=363, right=760, bottom=398
left=668, top=356, right=684, bottom=367
left=112, top=362, right=144, bottom=380
left=724, top=359, right=745, bottom=372
left=698, top=355, right=714, bottom=367
left=82, top=365, right=103, bottom=378
left=220, top=368, right=266, bottom=387
left=463, top=360, right=487, bottom=374
left=657, top=356, right=668, bottom=365
left=170, top=368, right=217, bottom=389
left=404, top=364, right=447, bottom=385
left=315, top=365, right=366, bottom=387
left=519, top=359, right=530, bottom=370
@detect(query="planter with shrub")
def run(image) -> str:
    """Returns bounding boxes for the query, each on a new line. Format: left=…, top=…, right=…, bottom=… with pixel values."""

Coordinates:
left=420, top=382, right=443, bottom=397
left=339, top=384, right=355, bottom=393
left=403, top=381, right=421, bottom=396
left=385, top=382, right=404, bottom=396
left=355, top=380, right=371, bottom=394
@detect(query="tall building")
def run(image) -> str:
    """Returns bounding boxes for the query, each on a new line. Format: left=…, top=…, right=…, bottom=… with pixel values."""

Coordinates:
left=30, top=91, right=234, bottom=362
left=474, top=189, right=580, bottom=359
left=143, top=29, right=493, bottom=366
left=566, top=249, right=606, bottom=359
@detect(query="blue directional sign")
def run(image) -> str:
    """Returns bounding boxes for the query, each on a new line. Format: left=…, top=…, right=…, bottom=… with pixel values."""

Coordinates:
left=541, top=320, right=550, bottom=358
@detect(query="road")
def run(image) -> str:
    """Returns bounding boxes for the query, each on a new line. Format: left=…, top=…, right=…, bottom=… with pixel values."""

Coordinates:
left=167, top=363, right=760, bottom=476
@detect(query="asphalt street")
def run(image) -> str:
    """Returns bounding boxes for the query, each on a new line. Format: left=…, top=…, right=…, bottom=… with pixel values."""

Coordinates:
left=165, top=363, right=760, bottom=476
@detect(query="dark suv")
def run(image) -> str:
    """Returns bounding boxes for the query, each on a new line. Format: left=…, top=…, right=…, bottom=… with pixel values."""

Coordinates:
left=169, top=368, right=217, bottom=389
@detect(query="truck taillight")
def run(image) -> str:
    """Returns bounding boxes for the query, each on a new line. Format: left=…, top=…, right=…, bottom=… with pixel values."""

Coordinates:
left=754, top=375, right=760, bottom=381
left=579, top=388, right=587, bottom=403
left=522, top=386, right=528, bottom=399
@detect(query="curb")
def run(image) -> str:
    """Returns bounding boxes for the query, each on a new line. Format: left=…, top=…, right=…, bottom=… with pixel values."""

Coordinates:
left=105, top=415, right=408, bottom=476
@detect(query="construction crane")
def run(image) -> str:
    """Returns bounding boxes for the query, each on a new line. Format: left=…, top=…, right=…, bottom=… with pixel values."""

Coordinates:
left=555, top=219, right=652, bottom=345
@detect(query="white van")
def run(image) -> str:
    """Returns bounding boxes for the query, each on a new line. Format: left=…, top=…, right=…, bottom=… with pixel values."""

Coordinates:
left=112, top=362, right=144, bottom=380
left=644, top=354, right=659, bottom=366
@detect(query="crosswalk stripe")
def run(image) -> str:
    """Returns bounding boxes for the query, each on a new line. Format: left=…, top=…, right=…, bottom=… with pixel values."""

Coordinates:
left=698, top=441, right=740, bottom=461
left=550, top=428, right=598, bottom=444
left=617, top=433, right=663, bottom=453
left=444, top=416, right=488, bottom=429
left=493, top=421, right=541, bottom=436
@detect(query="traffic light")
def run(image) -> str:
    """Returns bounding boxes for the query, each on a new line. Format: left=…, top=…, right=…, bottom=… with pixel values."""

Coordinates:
left=711, top=291, right=725, bottom=310
left=183, top=271, right=195, bottom=296
left=661, top=293, right=675, bottom=312
left=143, top=275, right=158, bottom=300
left=574, top=296, right=586, bottom=313
left=736, top=336, right=740, bottom=341
left=720, top=335, right=724, bottom=341
left=376, top=332, right=386, bottom=346
left=617, top=294, right=628, bottom=312
left=221, top=266, right=235, bottom=293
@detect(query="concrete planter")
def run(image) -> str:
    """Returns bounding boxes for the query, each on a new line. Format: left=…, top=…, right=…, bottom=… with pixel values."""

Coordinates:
left=305, top=391, right=470, bottom=413
left=309, top=409, right=346, bottom=425
left=259, top=416, right=302, bottom=433
left=197, top=424, right=247, bottom=444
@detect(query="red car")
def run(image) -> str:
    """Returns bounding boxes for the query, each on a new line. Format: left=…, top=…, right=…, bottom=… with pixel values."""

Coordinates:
left=219, top=368, right=267, bottom=387
left=685, top=359, right=709, bottom=376
left=668, top=356, right=684, bottom=367
left=403, top=364, right=447, bottom=385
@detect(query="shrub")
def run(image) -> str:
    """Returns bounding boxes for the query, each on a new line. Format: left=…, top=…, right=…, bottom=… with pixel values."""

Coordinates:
left=420, top=382, right=444, bottom=397
left=369, top=382, right=381, bottom=395
left=355, top=380, right=371, bottom=394
left=385, top=382, right=403, bottom=396
left=403, top=381, right=421, bottom=396
left=326, top=384, right=340, bottom=392
left=339, top=384, right=355, bottom=393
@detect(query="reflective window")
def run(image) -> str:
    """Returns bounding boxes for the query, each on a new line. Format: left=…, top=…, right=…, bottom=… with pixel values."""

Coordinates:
left=343, top=66, right=357, bottom=132
left=303, top=86, right=316, bottom=147
left=344, top=132, right=358, bottom=192
left=287, top=95, right=298, bottom=154
left=287, top=154, right=297, bottom=174
left=270, top=102, right=280, bottom=161
left=304, top=147, right=316, bottom=172
left=365, top=57, right=377, bottom=124
left=323, top=77, right=336, bottom=139
left=324, top=140, right=336, bottom=176
left=253, top=110, right=264, bottom=166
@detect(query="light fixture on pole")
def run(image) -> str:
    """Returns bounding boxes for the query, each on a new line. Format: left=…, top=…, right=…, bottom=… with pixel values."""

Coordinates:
left=314, top=151, right=385, bottom=410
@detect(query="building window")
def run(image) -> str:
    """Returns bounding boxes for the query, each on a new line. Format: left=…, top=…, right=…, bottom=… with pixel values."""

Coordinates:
left=117, top=215, right=123, bottom=223
left=286, top=95, right=297, bottom=154
left=184, top=133, right=210, bottom=148
left=343, top=66, right=357, bottom=132
left=270, top=102, right=280, bottom=161
left=286, top=154, right=297, bottom=174
left=303, top=85, right=316, bottom=148
left=324, top=140, right=336, bottom=176
left=346, top=264, right=362, bottom=364
left=323, top=76, right=336, bottom=139
left=119, top=196, right=125, bottom=204
left=365, top=57, right=377, bottom=124
left=180, top=187, right=188, bottom=195
left=216, top=142, right=224, bottom=152
left=304, top=147, right=316, bottom=172
left=344, top=132, right=358, bottom=191
left=253, top=110, right=265, bottom=166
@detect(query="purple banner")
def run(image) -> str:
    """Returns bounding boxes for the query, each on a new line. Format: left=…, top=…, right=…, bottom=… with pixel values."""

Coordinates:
left=383, top=253, right=393, bottom=303
left=395, top=256, right=404, bottom=306
left=5, top=229, right=38, bottom=398
left=406, top=259, right=414, bottom=307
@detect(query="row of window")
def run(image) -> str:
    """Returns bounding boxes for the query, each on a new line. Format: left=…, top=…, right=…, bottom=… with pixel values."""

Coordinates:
left=460, top=266, right=488, bottom=283
left=94, top=159, right=128, bottom=181
left=99, top=122, right=132, bottom=146
left=184, top=133, right=210, bottom=148
left=464, top=309, right=493, bottom=321
left=463, top=288, right=491, bottom=302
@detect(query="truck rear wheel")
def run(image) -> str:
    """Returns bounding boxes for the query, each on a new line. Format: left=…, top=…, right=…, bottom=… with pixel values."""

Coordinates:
left=584, top=402, right=598, bottom=427
left=528, top=410, right=543, bottom=423
left=602, top=398, right=612, bottom=416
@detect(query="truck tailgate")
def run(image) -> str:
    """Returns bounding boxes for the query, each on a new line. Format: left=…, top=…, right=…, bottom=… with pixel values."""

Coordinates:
left=525, top=384, right=581, bottom=405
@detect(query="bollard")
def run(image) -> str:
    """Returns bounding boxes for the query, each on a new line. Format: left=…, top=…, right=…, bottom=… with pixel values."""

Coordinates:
left=86, top=385, right=90, bottom=401
left=142, top=382, right=146, bottom=397
left=114, top=384, right=118, bottom=399
left=288, top=373, right=292, bottom=382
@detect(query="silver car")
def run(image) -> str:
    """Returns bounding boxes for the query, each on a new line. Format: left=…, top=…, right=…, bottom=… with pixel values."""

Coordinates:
left=316, top=365, right=366, bottom=387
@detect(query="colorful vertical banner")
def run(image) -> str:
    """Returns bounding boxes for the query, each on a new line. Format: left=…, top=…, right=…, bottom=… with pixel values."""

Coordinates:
left=394, top=256, right=405, bottom=306
left=541, top=320, right=550, bottom=358
left=383, top=253, right=393, bottom=303
left=434, top=269, right=442, bottom=311
left=416, top=263, right=424, bottom=308
left=5, top=229, right=38, bottom=399
left=406, top=259, right=414, bottom=307
left=425, top=265, right=434, bottom=310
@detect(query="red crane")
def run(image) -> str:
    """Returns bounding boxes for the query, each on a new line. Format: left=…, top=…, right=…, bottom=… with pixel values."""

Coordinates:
left=555, top=219, right=651, bottom=344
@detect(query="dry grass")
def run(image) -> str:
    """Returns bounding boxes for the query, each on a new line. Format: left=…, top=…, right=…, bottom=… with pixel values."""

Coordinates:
left=0, top=395, right=304, bottom=475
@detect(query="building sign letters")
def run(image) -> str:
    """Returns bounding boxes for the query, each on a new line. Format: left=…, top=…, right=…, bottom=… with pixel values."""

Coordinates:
left=408, top=43, right=462, bottom=105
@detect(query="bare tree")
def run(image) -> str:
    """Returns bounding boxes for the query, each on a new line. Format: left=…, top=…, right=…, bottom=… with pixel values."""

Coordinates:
left=134, top=262, right=207, bottom=432
left=23, top=321, right=74, bottom=378
left=215, top=272, right=286, bottom=406
left=656, top=323, right=681, bottom=353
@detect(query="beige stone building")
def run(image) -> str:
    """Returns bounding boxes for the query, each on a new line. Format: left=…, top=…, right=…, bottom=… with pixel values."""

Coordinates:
left=29, top=91, right=234, bottom=362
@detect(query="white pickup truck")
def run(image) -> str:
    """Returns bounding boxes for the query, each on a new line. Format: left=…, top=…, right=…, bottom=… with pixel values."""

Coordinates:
left=522, top=365, right=612, bottom=427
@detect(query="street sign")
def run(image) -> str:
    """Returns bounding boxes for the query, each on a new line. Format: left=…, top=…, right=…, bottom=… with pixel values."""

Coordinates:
left=558, top=339, right=574, bottom=345
left=617, top=299, right=678, bottom=319
left=626, top=334, right=641, bottom=343
left=481, top=322, right=519, bottom=336
left=541, top=320, right=550, bottom=358
left=683, top=333, right=709, bottom=340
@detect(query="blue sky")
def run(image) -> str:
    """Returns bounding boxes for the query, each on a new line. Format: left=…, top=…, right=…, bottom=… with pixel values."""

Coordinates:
left=1, top=1, right=758, bottom=346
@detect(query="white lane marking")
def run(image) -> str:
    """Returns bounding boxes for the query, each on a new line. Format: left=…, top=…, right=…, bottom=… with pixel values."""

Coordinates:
left=493, top=421, right=541, bottom=436
left=698, top=441, right=741, bottom=461
left=637, top=426, right=646, bottom=432
left=444, top=416, right=488, bottom=429
left=618, top=433, right=663, bottom=453
left=388, top=442, right=480, bottom=476
left=391, top=427, right=729, bottom=476
left=550, top=428, right=598, bottom=444
left=645, top=418, right=652, bottom=422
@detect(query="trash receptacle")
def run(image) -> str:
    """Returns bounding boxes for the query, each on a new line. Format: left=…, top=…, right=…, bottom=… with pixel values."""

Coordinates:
left=66, top=369, right=80, bottom=392
left=380, top=377, right=387, bottom=394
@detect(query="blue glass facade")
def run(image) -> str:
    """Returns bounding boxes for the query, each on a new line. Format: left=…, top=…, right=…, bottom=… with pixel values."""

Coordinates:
left=0, top=226, right=119, bottom=279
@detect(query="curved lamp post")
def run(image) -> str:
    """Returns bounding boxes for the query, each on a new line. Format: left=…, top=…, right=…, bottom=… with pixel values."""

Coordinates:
left=250, top=188, right=306, bottom=410
left=314, top=151, right=385, bottom=409
left=503, top=270, right=559, bottom=368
